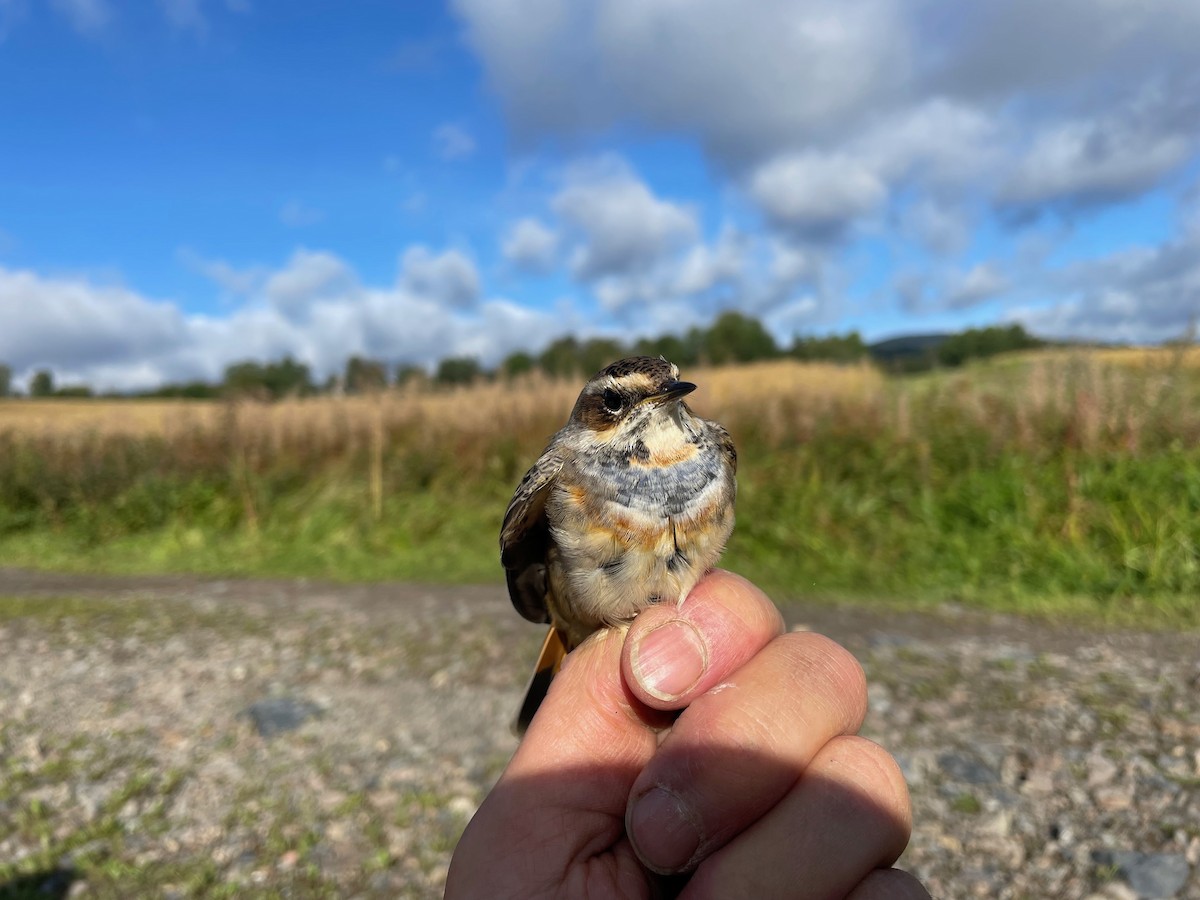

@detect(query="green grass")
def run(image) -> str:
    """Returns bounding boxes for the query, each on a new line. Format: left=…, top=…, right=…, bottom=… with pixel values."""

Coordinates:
left=2, top=356, right=1199, bottom=628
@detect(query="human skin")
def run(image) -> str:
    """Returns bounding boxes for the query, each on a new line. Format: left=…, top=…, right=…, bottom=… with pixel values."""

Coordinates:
left=446, top=570, right=930, bottom=899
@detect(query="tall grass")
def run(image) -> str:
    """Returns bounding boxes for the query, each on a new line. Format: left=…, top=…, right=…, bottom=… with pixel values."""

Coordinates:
left=1, top=352, right=1198, bottom=625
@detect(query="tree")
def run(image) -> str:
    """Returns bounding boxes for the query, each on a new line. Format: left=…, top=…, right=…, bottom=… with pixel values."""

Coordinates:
left=537, top=337, right=582, bottom=377
left=632, top=333, right=701, bottom=367
left=577, top=338, right=627, bottom=376
left=394, top=364, right=427, bottom=387
left=791, top=331, right=868, bottom=363
left=223, top=357, right=313, bottom=399
left=344, top=356, right=388, bottom=393
left=0, top=364, right=11, bottom=397
left=30, top=369, right=54, bottom=398
left=936, top=325, right=1042, bottom=368
left=501, top=351, right=535, bottom=379
left=702, top=312, right=778, bottom=365
left=435, top=356, right=482, bottom=386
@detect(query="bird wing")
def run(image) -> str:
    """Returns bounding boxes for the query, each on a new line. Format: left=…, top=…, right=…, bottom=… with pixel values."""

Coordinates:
left=500, top=447, right=565, bottom=624
left=712, top=421, right=738, bottom=475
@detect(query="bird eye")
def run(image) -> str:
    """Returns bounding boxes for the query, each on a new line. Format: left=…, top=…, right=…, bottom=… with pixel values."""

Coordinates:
left=602, top=388, right=624, bottom=414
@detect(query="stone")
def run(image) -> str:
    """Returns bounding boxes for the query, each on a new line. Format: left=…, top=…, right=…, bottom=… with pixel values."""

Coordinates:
left=242, top=696, right=321, bottom=737
left=938, top=752, right=1000, bottom=785
left=1093, top=850, right=1190, bottom=899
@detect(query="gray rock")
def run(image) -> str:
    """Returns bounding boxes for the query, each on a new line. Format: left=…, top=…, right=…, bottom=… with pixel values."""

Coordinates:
left=1093, top=850, right=1191, bottom=898
left=243, top=696, right=322, bottom=737
left=938, top=752, right=1000, bottom=784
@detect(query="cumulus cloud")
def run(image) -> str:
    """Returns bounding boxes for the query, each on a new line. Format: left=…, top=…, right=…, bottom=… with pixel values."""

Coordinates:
left=501, top=217, right=559, bottom=273
left=940, top=263, right=1010, bottom=310
left=398, top=245, right=481, bottom=308
left=454, top=0, right=910, bottom=161
left=999, top=88, right=1198, bottom=210
left=749, top=152, right=886, bottom=239
left=264, top=250, right=357, bottom=321
left=0, top=251, right=561, bottom=391
left=899, top=198, right=974, bottom=256
left=552, top=157, right=697, bottom=281
left=1013, top=225, right=1200, bottom=342
left=0, top=267, right=187, bottom=388
left=177, top=248, right=266, bottom=297
left=454, top=0, right=1200, bottom=236
left=433, top=123, right=477, bottom=161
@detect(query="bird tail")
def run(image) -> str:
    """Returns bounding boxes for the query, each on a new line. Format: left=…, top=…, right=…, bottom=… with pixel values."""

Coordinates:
left=512, top=626, right=568, bottom=737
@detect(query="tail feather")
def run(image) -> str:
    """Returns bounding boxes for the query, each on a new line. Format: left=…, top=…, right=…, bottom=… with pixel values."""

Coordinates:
left=513, top=626, right=568, bottom=737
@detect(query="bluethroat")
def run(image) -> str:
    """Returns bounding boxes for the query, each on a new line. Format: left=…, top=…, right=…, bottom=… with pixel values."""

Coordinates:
left=501, top=356, right=737, bottom=733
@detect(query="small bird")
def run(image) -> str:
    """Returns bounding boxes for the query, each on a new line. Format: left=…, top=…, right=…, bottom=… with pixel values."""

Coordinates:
left=500, top=356, right=737, bottom=733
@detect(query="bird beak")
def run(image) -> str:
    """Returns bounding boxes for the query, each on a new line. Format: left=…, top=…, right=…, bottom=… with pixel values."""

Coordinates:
left=645, top=380, right=697, bottom=404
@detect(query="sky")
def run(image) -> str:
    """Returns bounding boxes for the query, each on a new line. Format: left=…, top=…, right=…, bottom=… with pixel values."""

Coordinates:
left=1, top=0, right=1199, bottom=391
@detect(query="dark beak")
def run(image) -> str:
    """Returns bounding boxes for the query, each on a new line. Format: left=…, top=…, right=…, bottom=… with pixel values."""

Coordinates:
left=647, top=380, right=697, bottom=403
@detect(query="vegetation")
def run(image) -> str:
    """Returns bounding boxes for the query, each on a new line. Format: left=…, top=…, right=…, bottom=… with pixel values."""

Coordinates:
left=0, top=317, right=1049, bottom=401
left=1, top=348, right=1198, bottom=626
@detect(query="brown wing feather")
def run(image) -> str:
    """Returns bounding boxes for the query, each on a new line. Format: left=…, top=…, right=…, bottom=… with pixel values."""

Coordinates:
left=500, top=449, right=564, bottom=624
left=711, top=421, right=738, bottom=475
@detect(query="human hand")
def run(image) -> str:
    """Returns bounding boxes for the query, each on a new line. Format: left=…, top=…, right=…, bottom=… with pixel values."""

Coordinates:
left=446, top=570, right=929, bottom=899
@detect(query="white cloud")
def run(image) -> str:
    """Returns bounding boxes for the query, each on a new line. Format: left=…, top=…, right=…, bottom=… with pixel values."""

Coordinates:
left=279, top=200, right=324, bottom=228
left=671, top=226, right=745, bottom=297
left=553, top=157, right=697, bottom=280
left=454, top=0, right=911, bottom=162
left=0, top=250, right=558, bottom=391
left=748, top=153, right=886, bottom=238
left=49, top=0, right=110, bottom=35
left=399, top=245, right=481, bottom=308
left=433, top=123, right=477, bottom=161
left=454, top=0, right=1200, bottom=234
left=1015, top=224, right=1200, bottom=342
left=501, top=217, right=558, bottom=273
left=0, top=267, right=187, bottom=388
left=940, top=263, right=1010, bottom=310
left=1000, top=96, right=1196, bottom=210
left=899, top=199, right=973, bottom=256
left=264, top=249, right=357, bottom=321
left=177, top=248, right=266, bottom=297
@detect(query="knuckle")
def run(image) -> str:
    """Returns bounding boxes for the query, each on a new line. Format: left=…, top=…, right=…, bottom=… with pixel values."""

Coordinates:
left=779, top=632, right=868, bottom=731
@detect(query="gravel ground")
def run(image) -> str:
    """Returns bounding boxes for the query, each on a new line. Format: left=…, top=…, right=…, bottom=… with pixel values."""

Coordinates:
left=0, top=570, right=1197, bottom=899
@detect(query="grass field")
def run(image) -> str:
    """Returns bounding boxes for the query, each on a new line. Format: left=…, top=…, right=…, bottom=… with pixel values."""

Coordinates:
left=2, top=349, right=1199, bottom=627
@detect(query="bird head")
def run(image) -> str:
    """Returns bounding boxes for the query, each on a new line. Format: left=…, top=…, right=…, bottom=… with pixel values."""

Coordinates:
left=568, top=356, right=697, bottom=443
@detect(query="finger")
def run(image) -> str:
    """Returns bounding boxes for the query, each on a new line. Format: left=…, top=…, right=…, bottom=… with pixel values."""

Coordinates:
left=846, top=869, right=932, bottom=900
left=447, top=627, right=657, bottom=896
left=626, top=631, right=868, bottom=874
left=623, top=568, right=784, bottom=708
left=683, top=736, right=913, bottom=900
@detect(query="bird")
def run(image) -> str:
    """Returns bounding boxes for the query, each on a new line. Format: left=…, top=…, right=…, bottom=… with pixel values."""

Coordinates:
left=500, top=356, right=737, bottom=734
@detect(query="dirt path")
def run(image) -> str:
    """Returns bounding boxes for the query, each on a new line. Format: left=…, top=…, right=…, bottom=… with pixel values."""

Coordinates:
left=1, top=570, right=1197, bottom=898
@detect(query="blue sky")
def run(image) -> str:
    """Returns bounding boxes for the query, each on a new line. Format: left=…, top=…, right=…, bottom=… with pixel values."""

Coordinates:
left=2, top=0, right=1199, bottom=390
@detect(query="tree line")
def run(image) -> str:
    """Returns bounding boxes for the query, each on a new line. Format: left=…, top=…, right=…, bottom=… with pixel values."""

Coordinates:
left=0, top=314, right=1047, bottom=400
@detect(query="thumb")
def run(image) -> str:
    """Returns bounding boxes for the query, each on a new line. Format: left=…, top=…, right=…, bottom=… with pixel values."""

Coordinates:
left=447, top=627, right=659, bottom=896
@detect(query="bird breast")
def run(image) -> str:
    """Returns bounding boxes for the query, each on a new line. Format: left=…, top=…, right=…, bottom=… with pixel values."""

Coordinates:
left=546, top=428, right=734, bottom=630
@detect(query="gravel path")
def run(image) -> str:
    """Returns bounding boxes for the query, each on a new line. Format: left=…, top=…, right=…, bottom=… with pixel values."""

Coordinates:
left=0, top=570, right=1196, bottom=899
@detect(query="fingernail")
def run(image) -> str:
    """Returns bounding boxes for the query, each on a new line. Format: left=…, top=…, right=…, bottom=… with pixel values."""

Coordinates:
left=631, top=620, right=707, bottom=701
left=628, top=786, right=702, bottom=874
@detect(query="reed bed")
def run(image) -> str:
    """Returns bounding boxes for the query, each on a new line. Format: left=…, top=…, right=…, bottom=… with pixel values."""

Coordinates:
left=1, top=353, right=1197, bottom=623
